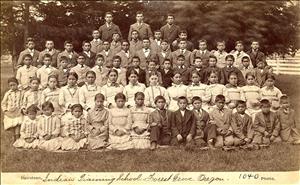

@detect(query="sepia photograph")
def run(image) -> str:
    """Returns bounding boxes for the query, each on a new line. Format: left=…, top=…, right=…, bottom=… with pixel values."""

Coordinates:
left=1, top=0, right=300, bottom=184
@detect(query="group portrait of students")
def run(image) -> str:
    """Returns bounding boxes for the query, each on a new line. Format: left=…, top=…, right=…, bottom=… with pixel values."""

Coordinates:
left=1, top=11, right=300, bottom=152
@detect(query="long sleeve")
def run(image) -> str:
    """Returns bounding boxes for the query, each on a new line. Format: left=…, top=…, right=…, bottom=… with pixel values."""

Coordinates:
left=272, top=114, right=280, bottom=137
left=58, top=89, right=65, bottom=107
left=20, top=122, right=26, bottom=139
left=125, top=110, right=132, bottom=132
left=78, top=87, right=87, bottom=110
left=171, top=113, right=179, bottom=136
left=246, top=117, right=254, bottom=139
left=189, top=113, right=197, bottom=136
left=16, top=69, right=21, bottom=83
left=253, top=114, right=265, bottom=134
left=52, top=117, right=61, bottom=135
left=231, top=115, right=246, bottom=139
left=1, top=92, right=9, bottom=111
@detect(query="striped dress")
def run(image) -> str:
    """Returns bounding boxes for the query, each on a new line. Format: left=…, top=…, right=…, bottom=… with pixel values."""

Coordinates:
left=1, top=89, right=23, bottom=130
left=41, top=87, right=63, bottom=115
left=37, top=114, right=62, bottom=151
left=22, top=89, right=42, bottom=109
left=13, top=116, right=39, bottom=149
left=101, top=82, right=124, bottom=108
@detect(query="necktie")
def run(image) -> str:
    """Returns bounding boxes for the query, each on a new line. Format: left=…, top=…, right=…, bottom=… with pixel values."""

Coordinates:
left=81, top=64, right=84, bottom=68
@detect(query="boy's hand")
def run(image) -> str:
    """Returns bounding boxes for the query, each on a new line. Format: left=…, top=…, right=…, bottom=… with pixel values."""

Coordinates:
left=177, top=134, right=183, bottom=141
left=270, top=135, right=275, bottom=142
left=186, top=134, right=193, bottom=142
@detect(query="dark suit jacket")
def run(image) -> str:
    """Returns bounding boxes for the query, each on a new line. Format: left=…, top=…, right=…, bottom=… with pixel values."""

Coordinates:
left=149, top=109, right=173, bottom=135
left=160, top=24, right=180, bottom=44
left=171, top=109, right=196, bottom=138
left=221, top=66, right=246, bottom=86
left=191, top=50, right=211, bottom=67
left=38, top=49, right=60, bottom=67
left=253, top=111, right=280, bottom=137
left=193, top=109, right=210, bottom=137
left=172, top=39, right=194, bottom=51
left=126, top=67, right=146, bottom=84
left=188, top=66, right=206, bottom=83
left=135, top=49, right=158, bottom=69
left=203, top=66, right=225, bottom=84
left=157, top=50, right=173, bottom=67
left=57, top=50, right=79, bottom=67
left=17, top=49, right=40, bottom=67
left=128, top=22, right=153, bottom=41
left=172, top=49, right=193, bottom=68
left=80, top=51, right=96, bottom=68
left=98, top=23, right=122, bottom=42
left=173, top=65, right=190, bottom=85
left=90, top=39, right=103, bottom=54
left=247, top=50, right=266, bottom=68
left=159, top=68, right=173, bottom=88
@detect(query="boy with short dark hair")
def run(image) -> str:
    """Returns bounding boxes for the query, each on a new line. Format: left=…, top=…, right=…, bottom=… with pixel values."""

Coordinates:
left=221, top=54, right=246, bottom=86
left=172, top=39, right=193, bottom=68
left=191, top=39, right=211, bottom=67
left=172, top=30, right=194, bottom=51
left=247, top=40, right=266, bottom=68
left=157, top=40, right=173, bottom=67
left=16, top=54, right=38, bottom=90
left=57, top=40, right=79, bottom=67
left=240, top=56, right=253, bottom=78
left=160, top=14, right=180, bottom=45
left=230, top=41, right=251, bottom=70
left=171, top=96, right=196, bottom=147
left=98, top=12, right=122, bottom=42
left=189, top=57, right=205, bottom=83
left=129, top=30, right=143, bottom=55
left=159, top=58, right=174, bottom=89
left=126, top=56, right=146, bottom=84
left=128, top=11, right=153, bottom=41
left=173, top=55, right=190, bottom=85
left=150, top=30, right=163, bottom=53
left=252, top=99, right=281, bottom=148
left=57, top=56, right=70, bottom=87
left=81, top=41, right=96, bottom=68
left=116, top=40, right=132, bottom=68
left=70, top=54, right=91, bottom=86
left=98, top=40, right=115, bottom=67
left=111, top=55, right=127, bottom=86
left=38, top=40, right=60, bottom=67
left=211, top=41, right=228, bottom=68
left=90, top=30, right=103, bottom=54
left=135, top=37, right=158, bottom=69
left=203, top=55, right=225, bottom=84
left=37, top=54, right=59, bottom=89
left=17, top=37, right=40, bottom=67
left=145, top=60, right=162, bottom=87
left=209, top=95, right=234, bottom=149
left=110, top=32, right=122, bottom=54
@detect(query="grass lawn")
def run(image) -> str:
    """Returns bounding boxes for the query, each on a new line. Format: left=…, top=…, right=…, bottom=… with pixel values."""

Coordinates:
left=0, top=62, right=300, bottom=172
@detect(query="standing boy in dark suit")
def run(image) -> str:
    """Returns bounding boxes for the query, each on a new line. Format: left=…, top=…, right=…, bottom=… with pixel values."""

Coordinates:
left=247, top=40, right=266, bottom=68
left=80, top=41, right=96, bottom=68
left=128, top=11, right=153, bottom=41
left=17, top=37, right=40, bottom=67
left=98, top=12, right=122, bottom=42
left=160, top=14, right=180, bottom=45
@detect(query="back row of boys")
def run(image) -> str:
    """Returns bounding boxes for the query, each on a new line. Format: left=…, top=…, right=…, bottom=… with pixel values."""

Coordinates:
left=17, top=11, right=265, bottom=71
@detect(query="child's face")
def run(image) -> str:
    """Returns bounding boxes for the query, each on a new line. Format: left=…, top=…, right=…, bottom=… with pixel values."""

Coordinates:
left=179, top=33, right=187, bottom=40
left=72, top=107, right=83, bottom=118
left=108, top=71, right=118, bottom=83
left=229, top=75, right=238, bottom=85
left=194, top=59, right=202, bottom=68
left=236, top=104, right=246, bottom=114
left=103, top=42, right=110, bottom=50
left=257, top=62, right=264, bottom=69
left=86, top=73, right=96, bottom=84
left=27, top=41, right=35, bottom=49
left=198, top=42, right=207, bottom=50
left=208, top=58, right=217, bottom=67
left=156, top=99, right=166, bottom=110
left=45, top=41, right=54, bottom=49
left=163, top=61, right=171, bottom=69
left=191, top=73, right=200, bottom=83
left=112, top=33, right=120, bottom=41
left=148, top=61, right=156, bottom=70
left=261, top=104, right=271, bottom=114
left=43, top=107, right=53, bottom=117
left=65, top=43, right=73, bottom=52
left=246, top=75, right=255, bottom=85
left=27, top=111, right=37, bottom=120
left=116, top=98, right=125, bottom=108
left=160, top=42, right=169, bottom=51
left=209, top=73, right=218, bottom=84
left=60, top=60, right=68, bottom=69
left=121, top=42, right=129, bottom=51
left=142, top=40, right=150, bottom=48
left=92, top=30, right=100, bottom=39
left=235, top=43, right=243, bottom=51
left=166, top=16, right=174, bottom=24
left=129, top=74, right=138, bottom=84
left=172, top=73, right=181, bottom=84
left=226, top=57, right=234, bottom=66
left=216, top=100, right=225, bottom=110
left=217, top=43, right=225, bottom=51
left=68, top=75, right=77, bottom=86
left=135, top=95, right=144, bottom=107
left=192, top=100, right=202, bottom=110
left=95, top=98, right=104, bottom=108
left=136, top=13, right=144, bottom=22
left=149, top=75, right=159, bottom=86
left=95, top=57, right=104, bottom=66
left=105, top=14, right=113, bottom=23
left=154, top=32, right=162, bottom=40
left=112, top=58, right=121, bottom=68
left=77, top=56, right=85, bottom=65
left=43, top=57, right=52, bottom=66
left=23, top=57, right=32, bottom=66
left=9, top=82, right=18, bottom=91
left=280, top=99, right=290, bottom=109
left=83, top=43, right=91, bottom=51
left=132, top=58, right=140, bottom=68
left=178, top=41, right=187, bottom=49
left=131, top=31, right=139, bottom=40
left=251, top=42, right=259, bottom=50
left=265, top=78, right=275, bottom=87
left=30, top=80, right=39, bottom=91
left=242, top=59, right=250, bottom=68
left=177, top=58, right=185, bottom=66
left=178, top=99, right=188, bottom=110
left=48, top=77, right=57, bottom=89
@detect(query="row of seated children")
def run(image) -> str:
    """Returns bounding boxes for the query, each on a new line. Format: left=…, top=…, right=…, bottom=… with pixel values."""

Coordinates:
left=4, top=90, right=300, bottom=152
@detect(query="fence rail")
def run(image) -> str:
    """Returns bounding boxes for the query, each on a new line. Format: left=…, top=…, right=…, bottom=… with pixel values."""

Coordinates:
left=267, top=59, right=300, bottom=75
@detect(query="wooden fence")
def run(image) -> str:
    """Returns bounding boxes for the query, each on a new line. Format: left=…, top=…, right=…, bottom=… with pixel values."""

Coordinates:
left=267, top=58, right=300, bottom=75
